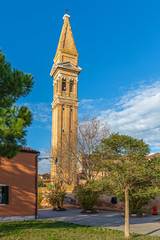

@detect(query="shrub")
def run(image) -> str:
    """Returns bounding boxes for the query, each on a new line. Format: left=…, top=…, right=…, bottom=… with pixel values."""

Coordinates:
left=76, top=181, right=102, bottom=210
left=46, top=182, right=66, bottom=209
left=118, top=187, right=157, bottom=214
left=38, top=180, right=45, bottom=187
left=38, top=192, right=43, bottom=207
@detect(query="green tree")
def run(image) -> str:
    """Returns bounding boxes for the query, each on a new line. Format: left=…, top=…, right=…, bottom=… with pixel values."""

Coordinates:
left=0, top=49, right=34, bottom=158
left=95, top=133, right=160, bottom=238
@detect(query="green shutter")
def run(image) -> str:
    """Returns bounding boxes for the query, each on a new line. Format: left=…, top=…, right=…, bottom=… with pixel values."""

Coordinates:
left=2, top=186, right=9, bottom=204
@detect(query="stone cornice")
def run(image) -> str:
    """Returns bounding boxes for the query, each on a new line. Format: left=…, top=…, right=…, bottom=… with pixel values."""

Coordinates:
left=50, top=61, right=82, bottom=77
left=51, top=97, right=79, bottom=109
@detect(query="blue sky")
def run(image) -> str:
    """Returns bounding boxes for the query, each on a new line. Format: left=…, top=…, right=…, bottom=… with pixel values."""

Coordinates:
left=1, top=0, right=160, bottom=172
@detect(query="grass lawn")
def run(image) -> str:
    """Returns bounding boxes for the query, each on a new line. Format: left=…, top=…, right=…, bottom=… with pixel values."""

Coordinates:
left=0, top=220, right=160, bottom=240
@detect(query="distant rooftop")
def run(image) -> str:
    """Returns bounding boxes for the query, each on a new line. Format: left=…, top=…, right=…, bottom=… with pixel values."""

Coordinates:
left=147, top=152, right=160, bottom=158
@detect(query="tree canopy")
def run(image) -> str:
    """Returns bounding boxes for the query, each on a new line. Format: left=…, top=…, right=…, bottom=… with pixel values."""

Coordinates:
left=95, top=133, right=160, bottom=238
left=0, top=49, right=34, bottom=158
left=95, top=133, right=151, bottom=193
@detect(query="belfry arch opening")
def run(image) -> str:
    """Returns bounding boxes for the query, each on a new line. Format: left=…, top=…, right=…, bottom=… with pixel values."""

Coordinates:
left=70, top=80, right=74, bottom=92
left=62, top=79, right=66, bottom=91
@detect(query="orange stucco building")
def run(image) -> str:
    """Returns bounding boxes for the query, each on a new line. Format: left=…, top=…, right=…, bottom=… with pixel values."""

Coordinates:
left=0, top=147, right=39, bottom=221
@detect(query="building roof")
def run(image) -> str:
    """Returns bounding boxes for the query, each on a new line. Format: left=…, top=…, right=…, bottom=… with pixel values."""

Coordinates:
left=147, top=153, right=160, bottom=158
left=20, top=147, right=40, bottom=154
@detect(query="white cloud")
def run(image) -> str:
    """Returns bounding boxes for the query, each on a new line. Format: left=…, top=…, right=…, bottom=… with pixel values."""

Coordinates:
left=79, top=81, right=160, bottom=151
left=38, top=148, right=51, bottom=174
left=38, top=159, right=51, bottom=174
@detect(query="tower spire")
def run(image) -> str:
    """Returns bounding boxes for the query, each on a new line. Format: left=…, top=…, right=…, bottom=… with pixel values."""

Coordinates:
left=50, top=14, right=82, bottom=190
left=53, top=13, right=78, bottom=65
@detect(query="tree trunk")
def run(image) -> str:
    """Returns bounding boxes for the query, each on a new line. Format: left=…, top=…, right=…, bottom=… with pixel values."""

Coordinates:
left=124, top=187, right=130, bottom=238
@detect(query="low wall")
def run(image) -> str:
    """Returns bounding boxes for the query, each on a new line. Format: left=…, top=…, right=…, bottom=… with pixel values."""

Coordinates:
left=0, top=216, right=35, bottom=222
left=96, top=195, right=124, bottom=211
left=38, top=187, right=52, bottom=207
left=38, top=187, right=160, bottom=213
left=145, top=196, right=160, bottom=213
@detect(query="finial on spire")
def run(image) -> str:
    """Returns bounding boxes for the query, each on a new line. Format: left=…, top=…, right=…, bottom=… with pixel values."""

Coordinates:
left=63, top=13, right=70, bottom=20
left=63, top=7, right=70, bottom=20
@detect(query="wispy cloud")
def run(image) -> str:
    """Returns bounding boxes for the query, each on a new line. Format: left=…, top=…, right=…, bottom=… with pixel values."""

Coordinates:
left=23, top=102, right=52, bottom=129
left=79, top=81, right=160, bottom=151
left=79, top=97, right=113, bottom=118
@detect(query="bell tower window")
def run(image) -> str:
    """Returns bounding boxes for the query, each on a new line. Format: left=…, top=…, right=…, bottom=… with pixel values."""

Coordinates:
left=70, top=80, right=74, bottom=92
left=62, top=79, right=66, bottom=91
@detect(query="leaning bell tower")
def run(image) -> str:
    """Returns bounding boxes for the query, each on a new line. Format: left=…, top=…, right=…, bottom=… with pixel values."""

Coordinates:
left=50, top=13, right=82, bottom=190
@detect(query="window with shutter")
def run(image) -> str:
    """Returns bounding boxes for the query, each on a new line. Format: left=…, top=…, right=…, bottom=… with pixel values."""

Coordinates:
left=0, top=187, right=2, bottom=204
left=2, top=186, right=9, bottom=204
left=0, top=186, right=9, bottom=205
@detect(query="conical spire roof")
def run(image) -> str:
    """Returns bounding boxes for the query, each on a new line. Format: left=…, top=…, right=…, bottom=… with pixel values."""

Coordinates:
left=54, top=14, right=78, bottom=60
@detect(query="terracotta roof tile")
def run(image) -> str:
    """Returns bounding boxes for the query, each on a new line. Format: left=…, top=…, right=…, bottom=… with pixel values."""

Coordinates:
left=20, top=147, right=40, bottom=154
left=147, top=153, right=160, bottom=159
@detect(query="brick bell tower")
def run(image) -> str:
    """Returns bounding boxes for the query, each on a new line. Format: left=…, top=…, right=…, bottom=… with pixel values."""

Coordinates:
left=50, top=13, right=82, bottom=190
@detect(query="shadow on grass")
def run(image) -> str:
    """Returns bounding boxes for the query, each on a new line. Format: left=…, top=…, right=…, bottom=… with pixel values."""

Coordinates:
left=0, top=221, right=90, bottom=238
left=146, top=229, right=160, bottom=235
left=0, top=220, right=89, bottom=231
left=0, top=220, right=123, bottom=239
left=0, top=220, right=159, bottom=240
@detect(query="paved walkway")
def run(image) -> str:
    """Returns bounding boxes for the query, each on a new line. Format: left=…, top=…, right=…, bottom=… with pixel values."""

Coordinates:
left=38, top=208, right=160, bottom=236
